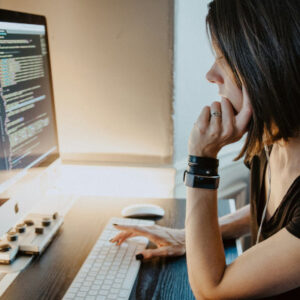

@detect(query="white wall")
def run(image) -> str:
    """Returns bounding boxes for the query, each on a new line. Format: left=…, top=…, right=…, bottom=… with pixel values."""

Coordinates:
left=173, top=0, right=249, bottom=198
left=0, top=0, right=174, bottom=164
left=174, top=0, right=216, bottom=165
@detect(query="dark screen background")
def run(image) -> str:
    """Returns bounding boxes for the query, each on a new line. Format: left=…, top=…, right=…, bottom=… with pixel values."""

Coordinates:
left=0, top=24, right=59, bottom=183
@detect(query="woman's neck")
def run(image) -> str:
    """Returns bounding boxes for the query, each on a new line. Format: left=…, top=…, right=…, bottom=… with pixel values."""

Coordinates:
left=271, top=136, right=300, bottom=172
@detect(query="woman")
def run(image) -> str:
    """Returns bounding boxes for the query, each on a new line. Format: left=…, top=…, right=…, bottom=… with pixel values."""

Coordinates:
left=110, top=0, right=300, bottom=298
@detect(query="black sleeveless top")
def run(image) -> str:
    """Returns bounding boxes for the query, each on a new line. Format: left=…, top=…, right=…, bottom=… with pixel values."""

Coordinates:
left=248, top=150, right=300, bottom=299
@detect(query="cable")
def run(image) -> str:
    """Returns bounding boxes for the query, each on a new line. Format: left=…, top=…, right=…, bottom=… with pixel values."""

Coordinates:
left=256, top=145, right=272, bottom=245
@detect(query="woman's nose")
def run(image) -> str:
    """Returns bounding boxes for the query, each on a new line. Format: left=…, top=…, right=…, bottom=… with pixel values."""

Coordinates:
left=206, top=63, right=224, bottom=85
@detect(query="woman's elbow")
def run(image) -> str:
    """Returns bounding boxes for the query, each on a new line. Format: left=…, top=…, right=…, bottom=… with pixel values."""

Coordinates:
left=190, top=284, right=219, bottom=300
left=191, top=284, right=227, bottom=300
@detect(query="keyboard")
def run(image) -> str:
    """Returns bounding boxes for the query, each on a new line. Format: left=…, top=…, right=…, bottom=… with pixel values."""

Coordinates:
left=63, top=217, right=154, bottom=300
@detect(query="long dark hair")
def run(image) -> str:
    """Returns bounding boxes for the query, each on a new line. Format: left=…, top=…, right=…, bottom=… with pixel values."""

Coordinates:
left=206, top=0, right=300, bottom=162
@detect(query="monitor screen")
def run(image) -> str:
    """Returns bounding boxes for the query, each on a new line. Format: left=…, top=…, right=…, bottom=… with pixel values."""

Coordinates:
left=0, top=9, right=59, bottom=187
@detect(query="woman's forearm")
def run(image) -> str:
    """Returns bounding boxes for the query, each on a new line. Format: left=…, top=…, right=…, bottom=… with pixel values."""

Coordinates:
left=185, top=189, right=251, bottom=298
left=219, top=204, right=250, bottom=240
left=185, top=187, right=226, bottom=298
left=182, top=203, right=250, bottom=240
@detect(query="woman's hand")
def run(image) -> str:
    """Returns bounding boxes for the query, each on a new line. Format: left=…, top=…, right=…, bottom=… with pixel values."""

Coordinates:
left=110, top=224, right=185, bottom=259
left=189, top=86, right=253, bottom=158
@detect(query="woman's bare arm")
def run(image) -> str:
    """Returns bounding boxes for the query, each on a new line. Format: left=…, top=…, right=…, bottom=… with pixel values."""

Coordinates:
left=186, top=187, right=300, bottom=300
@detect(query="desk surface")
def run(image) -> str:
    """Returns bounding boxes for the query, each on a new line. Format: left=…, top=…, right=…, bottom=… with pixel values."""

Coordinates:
left=3, top=197, right=238, bottom=300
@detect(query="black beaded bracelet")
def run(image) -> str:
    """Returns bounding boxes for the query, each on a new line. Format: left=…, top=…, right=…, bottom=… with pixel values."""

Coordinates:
left=188, top=155, right=219, bottom=177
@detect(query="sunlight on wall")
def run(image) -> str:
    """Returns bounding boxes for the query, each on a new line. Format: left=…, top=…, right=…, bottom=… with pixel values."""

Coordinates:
left=50, top=165, right=176, bottom=199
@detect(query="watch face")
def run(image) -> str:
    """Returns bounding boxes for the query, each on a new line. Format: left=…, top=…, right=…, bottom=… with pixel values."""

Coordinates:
left=184, top=172, right=219, bottom=189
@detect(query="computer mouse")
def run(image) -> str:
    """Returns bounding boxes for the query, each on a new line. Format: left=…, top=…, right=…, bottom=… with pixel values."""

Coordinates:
left=121, top=204, right=165, bottom=218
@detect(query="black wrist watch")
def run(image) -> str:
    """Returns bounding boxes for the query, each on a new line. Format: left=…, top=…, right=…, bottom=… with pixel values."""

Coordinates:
left=183, top=170, right=220, bottom=189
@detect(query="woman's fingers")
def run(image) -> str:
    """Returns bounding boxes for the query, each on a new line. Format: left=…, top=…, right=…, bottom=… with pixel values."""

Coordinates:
left=235, top=86, right=253, bottom=136
left=220, top=89, right=252, bottom=143
left=221, top=98, right=235, bottom=140
left=210, top=101, right=222, bottom=135
left=195, top=106, right=210, bottom=131
left=188, top=86, right=253, bottom=160
left=111, top=225, right=186, bottom=259
left=113, top=224, right=145, bottom=234
left=110, top=231, right=137, bottom=245
left=112, top=224, right=164, bottom=245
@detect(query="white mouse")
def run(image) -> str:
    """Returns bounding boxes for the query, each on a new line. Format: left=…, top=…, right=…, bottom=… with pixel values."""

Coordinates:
left=121, top=203, right=165, bottom=218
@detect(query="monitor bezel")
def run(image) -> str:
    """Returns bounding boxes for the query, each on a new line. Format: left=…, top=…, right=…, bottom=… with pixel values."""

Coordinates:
left=0, top=9, right=60, bottom=169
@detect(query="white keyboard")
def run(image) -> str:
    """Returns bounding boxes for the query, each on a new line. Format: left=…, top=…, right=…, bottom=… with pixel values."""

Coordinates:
left=63, top=217, right=154, bottom=300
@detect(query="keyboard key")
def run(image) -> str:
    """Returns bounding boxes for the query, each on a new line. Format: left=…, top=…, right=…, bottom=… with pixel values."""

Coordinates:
left=86, top=276, right=95, bottom=281
left=99, top=290, right=109, bottom=296
left=88, top=290, right=98, bottom=296
left=90, top=271, right=98, bottom=276
left=63, top=293, right=75, bottom=299
left=68, top=287, right=78, bottom=293
left=119, top=289, right=129, bottom=297
left=112, top=283, right=121, bottom=289
left=91, top=285, right=100, bottom=290
left=83, top=282, right=92, bottom=287
left=119, top=268, right=127, bottom=274
left=102, top=284, right=110, bottom=290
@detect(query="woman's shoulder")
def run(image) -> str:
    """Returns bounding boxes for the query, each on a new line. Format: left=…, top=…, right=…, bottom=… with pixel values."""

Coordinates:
left=285, top=175, right=300, bottom=238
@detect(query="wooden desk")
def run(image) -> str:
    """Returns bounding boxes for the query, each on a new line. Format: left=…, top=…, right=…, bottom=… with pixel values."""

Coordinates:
left=2, top=197, right=239, bottom=300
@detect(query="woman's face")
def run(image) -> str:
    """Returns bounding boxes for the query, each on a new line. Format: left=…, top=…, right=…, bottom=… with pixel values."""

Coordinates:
left=206, top=54, right=243, bottom=114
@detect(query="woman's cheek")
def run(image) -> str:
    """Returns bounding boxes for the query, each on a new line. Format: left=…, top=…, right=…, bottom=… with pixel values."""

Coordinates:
left=224, top=94, right=243, bottom=114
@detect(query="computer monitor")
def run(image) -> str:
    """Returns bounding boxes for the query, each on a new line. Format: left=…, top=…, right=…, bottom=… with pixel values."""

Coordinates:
left=0, top=9, right=60, bottom=234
